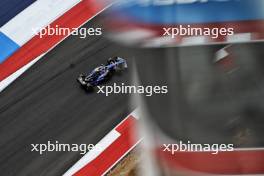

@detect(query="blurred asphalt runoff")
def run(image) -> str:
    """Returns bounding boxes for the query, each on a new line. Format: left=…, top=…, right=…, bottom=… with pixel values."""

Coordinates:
left=134, top=43, right=264, bottom=148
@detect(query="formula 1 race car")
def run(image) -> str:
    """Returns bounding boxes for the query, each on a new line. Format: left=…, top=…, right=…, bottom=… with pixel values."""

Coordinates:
left=77, top=57, right=127, bottom=91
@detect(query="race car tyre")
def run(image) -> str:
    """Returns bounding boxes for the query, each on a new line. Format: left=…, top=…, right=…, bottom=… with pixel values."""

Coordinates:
left=119, top=62, right=127, bottom=70
left=85, top=83, right=94, bottom=91
left=107, top=57, right=118, bottom=65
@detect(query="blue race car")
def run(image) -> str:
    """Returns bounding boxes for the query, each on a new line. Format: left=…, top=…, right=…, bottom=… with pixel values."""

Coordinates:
left=77, top=57, right=127, bottom=90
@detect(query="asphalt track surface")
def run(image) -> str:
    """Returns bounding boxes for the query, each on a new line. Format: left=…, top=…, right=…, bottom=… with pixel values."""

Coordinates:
left=0, top=15, right=136, bottom=175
